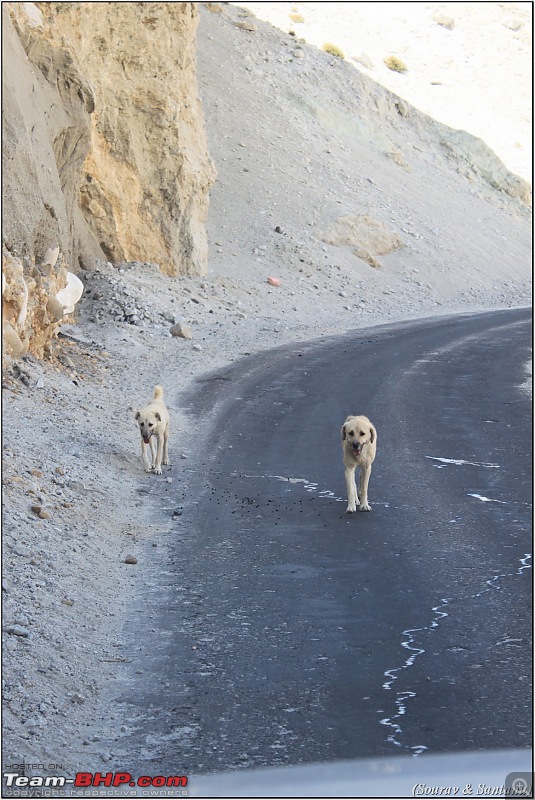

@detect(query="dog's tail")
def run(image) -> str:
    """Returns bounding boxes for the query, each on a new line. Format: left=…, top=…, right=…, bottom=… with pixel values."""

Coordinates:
left=153, top=385, right=164, bottom=400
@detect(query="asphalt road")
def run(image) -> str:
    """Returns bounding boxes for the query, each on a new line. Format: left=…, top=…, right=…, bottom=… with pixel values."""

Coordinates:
left=119, top=309, right=532, bottom=777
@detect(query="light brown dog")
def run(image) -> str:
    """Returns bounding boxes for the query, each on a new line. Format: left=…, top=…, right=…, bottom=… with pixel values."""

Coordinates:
left=134, top=385, right=170, bottom=474
left=341, top=415, right=377, bottom=513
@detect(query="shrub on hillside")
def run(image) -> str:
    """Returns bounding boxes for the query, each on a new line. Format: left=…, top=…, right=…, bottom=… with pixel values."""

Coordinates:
left=384, top=55, right=408, bottom=73
left=322, top=42, right=345, bottom=59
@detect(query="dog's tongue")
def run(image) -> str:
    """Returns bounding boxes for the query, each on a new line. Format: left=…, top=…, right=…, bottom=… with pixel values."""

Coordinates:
left=144, top=437, right=151, bottom=444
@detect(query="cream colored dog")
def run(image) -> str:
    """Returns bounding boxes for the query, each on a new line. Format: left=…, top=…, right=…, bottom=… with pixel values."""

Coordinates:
left=134, top=385, right=170, bottom=474
left=341, top=415, right=377, bottom=513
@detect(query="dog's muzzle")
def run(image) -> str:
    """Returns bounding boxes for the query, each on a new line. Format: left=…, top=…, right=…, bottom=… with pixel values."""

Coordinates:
left=143, top=436, right=151, bottom=444
left=352, top=443, right=363, bottom=454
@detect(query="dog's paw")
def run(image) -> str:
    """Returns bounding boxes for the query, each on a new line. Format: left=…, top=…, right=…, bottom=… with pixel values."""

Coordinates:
left=346, top=505, right=357, bottom=514
left=153, top=466, right=162, bottom=475
left=358, top=503, right=371, bottom=512
left=144, top=465, right=152, bottom=473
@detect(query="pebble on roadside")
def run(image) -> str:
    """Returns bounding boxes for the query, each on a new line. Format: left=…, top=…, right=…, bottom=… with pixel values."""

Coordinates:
left=31, top=505, right=51, bottom=520
left=170, top=323, right=193, bottom=339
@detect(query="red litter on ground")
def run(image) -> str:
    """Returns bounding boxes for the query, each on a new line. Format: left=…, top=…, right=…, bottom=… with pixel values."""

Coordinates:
left=267, top=276, right=281, bottom=287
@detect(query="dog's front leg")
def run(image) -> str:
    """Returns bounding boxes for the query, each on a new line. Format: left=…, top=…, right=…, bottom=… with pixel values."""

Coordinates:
left=153, top=434, right=164, bottom=474
left=142, top=439, right=152, bottom=473
left=163, top=422, right=170, bottom=466
left=345, top=466, right=358, bottom=513
left=358, top=465, right=372, bottom=511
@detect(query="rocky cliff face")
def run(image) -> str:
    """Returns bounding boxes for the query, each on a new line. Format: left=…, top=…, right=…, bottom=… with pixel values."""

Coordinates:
left=3, top=2, right=215, bottom=276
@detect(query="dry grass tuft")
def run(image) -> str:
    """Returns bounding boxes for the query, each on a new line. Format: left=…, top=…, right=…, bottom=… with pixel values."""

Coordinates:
left=322, top=42, right=345, bottom=59
left=384, top=55, right=408, bottom=73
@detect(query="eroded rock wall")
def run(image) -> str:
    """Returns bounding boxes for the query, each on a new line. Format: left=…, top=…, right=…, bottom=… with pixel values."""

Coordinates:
left=45, top=1, right=216, bottom=276
left=3, top=2, right=215, bottom=277
left=2, top=4, right=95, bottom=269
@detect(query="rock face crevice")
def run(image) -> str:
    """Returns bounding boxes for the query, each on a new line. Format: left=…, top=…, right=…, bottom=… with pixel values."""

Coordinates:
left=3, top=1, right=215, bottom=277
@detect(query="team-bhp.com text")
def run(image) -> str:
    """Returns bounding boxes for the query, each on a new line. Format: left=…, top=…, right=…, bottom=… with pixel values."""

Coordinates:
left=3, top=773, right=188, bottom=790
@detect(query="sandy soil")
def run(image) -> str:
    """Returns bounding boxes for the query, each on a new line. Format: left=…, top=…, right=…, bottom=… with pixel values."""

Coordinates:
left=237, top=1, right=533, bottom=181
left=1, top=0, right=531, bottom=782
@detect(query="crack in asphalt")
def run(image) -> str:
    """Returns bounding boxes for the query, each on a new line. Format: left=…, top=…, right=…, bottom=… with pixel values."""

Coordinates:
left=379, top=553, right=532, bottom=756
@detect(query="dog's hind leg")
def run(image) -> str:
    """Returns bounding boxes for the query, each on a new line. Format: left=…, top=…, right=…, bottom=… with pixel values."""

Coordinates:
left=358, top=465, right=372, bottom=511
left=345, top=466, right=358, bottom=513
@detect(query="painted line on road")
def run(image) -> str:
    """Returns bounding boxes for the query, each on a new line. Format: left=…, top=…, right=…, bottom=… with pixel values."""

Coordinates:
left=426, top=456, right=500, bottom=468
left=467, top=493, right=507, bottom=504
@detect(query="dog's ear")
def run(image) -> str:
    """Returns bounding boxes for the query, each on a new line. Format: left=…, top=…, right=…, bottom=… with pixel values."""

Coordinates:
left=370, top=424, right=376, bottom=444
left=341, top=424, right=347, bottom=441
left=155, top=412, right=161, bottom=422
left=135, top=411, right=140, bottom=420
